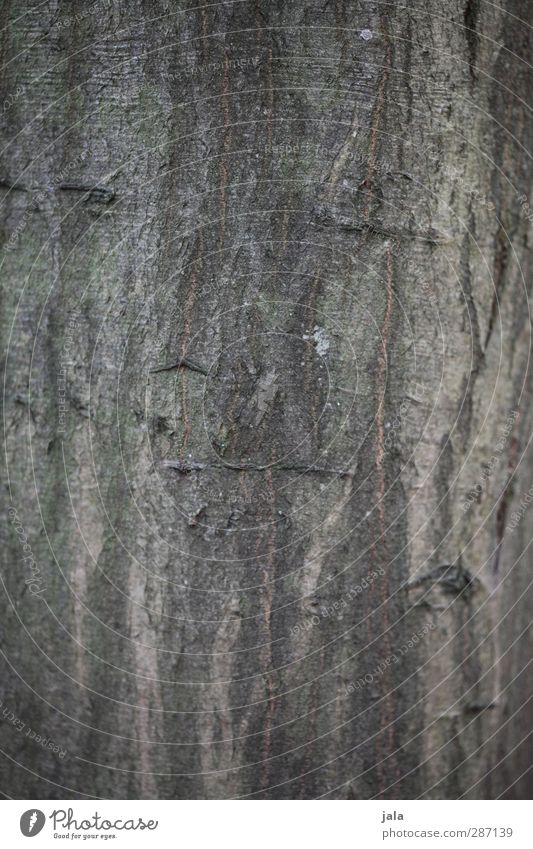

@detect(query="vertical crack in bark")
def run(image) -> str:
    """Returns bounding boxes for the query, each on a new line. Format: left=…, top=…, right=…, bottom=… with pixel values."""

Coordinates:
left=373, top=243, right=399, bottom=792
left=402, top=16, right=414, bottom=135
left=127, top=571, right=162, bottom=798
left=302, top=271, right=323, bottom=432
left=255, top=0, right=265, bottom=48
left=295, top=453, right=363, bottom=789
left=259, top=40, right=275, bottom=181
left=260, top=468, right=276, bottom=791
left=334, top=0, right=348, bottom=83
left=266, top=44, right=274, bottom=153
left=462, top=201, right=484, bottom=369
left=325, top=104, right=359, bottom=194
left=200, top=595, right=242, bottom=796
left=493, top=405, right=522, bottom=573
left=279, top=185, right=294, bottom=255
left=376, top=245, right=395, bottom=522
left=484, top=224, right=509, bottom=351
left=257, top=4, right=274, bottom=180
left=301, top=644, right=325, bottom=796
left=464, top=0, right=480, bottom=83
left=199, top=6, right=209, bottom=63
left=363, top=17, right=393, bottom=224
left=219, top=49, right=231, bottom=248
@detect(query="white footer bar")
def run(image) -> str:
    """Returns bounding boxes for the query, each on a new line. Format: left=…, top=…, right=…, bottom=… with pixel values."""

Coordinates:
left=2, top=800, right=531, bottom=848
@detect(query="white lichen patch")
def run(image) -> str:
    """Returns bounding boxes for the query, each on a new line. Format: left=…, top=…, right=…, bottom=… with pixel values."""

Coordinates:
left=303, top=326, right=330, bottom=356
left=312, top=325, right=330, bottom=357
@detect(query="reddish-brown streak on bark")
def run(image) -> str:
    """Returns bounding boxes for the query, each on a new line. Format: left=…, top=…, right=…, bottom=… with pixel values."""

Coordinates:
left=179, top=234, right=204, bottom=455
left=239, top=468, right=252, bottom=506
left=373, top=244, right=399, bottom=792
left=179, top=365, right=190, bottom=456
left=376, top=245, right=394, bottom=523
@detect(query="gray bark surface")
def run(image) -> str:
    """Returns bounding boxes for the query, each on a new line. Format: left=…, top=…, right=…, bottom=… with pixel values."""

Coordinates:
left=1, top=0, right=533, bottom=799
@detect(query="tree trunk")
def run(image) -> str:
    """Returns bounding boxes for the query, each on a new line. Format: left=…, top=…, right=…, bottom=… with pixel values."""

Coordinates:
left=1, top=0, right=533, bottom=799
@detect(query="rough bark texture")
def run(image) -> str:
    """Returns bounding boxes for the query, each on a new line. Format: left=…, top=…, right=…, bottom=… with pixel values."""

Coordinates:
left=1, top=0, right=533, bottom=799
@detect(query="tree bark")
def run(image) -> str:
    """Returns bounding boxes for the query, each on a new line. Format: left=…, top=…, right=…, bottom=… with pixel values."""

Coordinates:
left=1, top=0, right=533, bottom=799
